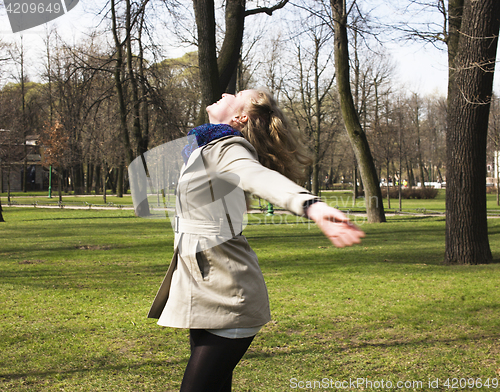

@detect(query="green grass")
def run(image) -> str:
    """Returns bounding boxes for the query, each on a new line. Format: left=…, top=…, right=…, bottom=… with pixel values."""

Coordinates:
left=1, top=207, right=500, bottom=391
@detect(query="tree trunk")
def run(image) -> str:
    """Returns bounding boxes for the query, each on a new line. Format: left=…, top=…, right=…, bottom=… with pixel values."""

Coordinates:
left=72, top=164, right=84, bottom=194
left=20, top=40, right=27, bottom=193
left=111, top=0, right=134, bottom=166
left=312, top=36, right=323, bottom=196
left=386, top=158, right=390, bottom=209
left=126, top=0, right=145, bottom=158
left=7, top=165, right=11, bottom=203
left=311, top=160, right=320, bottom=195
left=436, top=166, right=444, bottom=184
left=352, top=160, right=358, bottom=207
left=218, top=0, right=246, bottom=94
left=109, top=168, right=117, bottom=195
left=117, top=162, right=124, bottom=197
left=103, top=162, right=107, bottom=204
left=447, top=0, right=464, bottom=91
left=330, top=0, right=385, bottom=223
left=0, top=197, right=4, bottom=222
left=413, top=94, right=426, bottom=188
left=86, top=162, right=92, bottom=194
left=111, top=0, right=149, bottom=215
left=193, top=0, right=220, bottom=125
left=445, top=0, right=499, bottom=265
left=138, top=14, right=150, bottom=157
left=405, top=158, right=414, bottom=189
left=193, top=0, right=287, bottom=124
left=58, top=171, right=62, bottom=203
left=305, top=165, right=312, bottom=191
left=94, top=164, right=101, bottom=195
left=496, top=151, right=500, bottom=206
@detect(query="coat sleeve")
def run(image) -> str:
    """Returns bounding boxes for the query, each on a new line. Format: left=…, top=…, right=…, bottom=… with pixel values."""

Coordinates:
left=203, top=136, right=318, bottom=216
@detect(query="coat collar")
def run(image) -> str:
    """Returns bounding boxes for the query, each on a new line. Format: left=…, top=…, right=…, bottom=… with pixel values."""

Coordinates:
left=181, top=123, right=242, bottom=164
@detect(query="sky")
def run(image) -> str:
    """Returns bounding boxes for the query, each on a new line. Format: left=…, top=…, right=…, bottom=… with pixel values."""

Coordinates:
left=395, top=41, right=500, bottom=97
left=0, top=0, right=498, bottom=97
left=389, top=41, right=449, bottom=96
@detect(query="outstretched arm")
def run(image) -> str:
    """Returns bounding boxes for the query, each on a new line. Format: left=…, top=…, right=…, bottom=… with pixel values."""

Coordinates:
left=305, top=202, right=365, bottom=248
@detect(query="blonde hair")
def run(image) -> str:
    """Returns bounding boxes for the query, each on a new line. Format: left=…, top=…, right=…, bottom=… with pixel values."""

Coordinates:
left=240, top=89, right=311, bottom=182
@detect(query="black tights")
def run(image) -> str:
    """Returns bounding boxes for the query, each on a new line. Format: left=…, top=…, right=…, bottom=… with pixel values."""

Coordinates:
left=179, top=329, right=255, bottom=392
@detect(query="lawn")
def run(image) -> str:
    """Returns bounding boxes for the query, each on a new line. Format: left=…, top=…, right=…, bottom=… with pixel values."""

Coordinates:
left=0, top=207, right=499, bottom=391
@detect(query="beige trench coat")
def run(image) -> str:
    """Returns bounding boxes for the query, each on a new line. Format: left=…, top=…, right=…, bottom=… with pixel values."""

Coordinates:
left=148, top=135, right=317, bottom=329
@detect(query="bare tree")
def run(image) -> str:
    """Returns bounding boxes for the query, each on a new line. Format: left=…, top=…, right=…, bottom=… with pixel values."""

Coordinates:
left=387, top=0, right=498, bottom=264
left=359, top=49, right=396, bottom=206
left=193, top=0, right=289, bottom=124
left=409, top=93, right=427, bottom=187
left=8, top=38, right=29, bottom=193
left=330, top=0, right=386, bottom=223
left=423, top=94, right=447, bottom=184
left=109, top=0, right=156, bottom=213
left=0, top=40, right=11, bottom=222
left=282, top=23, right=338, bottom=195
left=0, top=39, right=11, bottom=83
left=445, top=0, right=499, bottom=265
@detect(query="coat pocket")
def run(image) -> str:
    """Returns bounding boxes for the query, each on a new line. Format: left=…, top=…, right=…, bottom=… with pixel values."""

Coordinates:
left=193, top=237, right=217, bottom=281
left=195, top=249, right=211, bottom=281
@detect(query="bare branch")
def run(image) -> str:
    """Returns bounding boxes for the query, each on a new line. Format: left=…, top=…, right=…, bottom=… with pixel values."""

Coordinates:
left=245, top=0, right=289, bottom=17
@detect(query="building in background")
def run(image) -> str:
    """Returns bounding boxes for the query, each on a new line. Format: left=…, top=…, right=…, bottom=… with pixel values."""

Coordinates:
left=0, top=130, right=47, bottom=192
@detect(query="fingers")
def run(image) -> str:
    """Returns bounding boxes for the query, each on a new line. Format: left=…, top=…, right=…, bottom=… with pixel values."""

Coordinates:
left=319, top=221, right=365, bottom=248
left=336, top=225, right=365, bottom=247
left=305, top=202, right=365, bottom=248
left=321, top=207, right=350, bottom=224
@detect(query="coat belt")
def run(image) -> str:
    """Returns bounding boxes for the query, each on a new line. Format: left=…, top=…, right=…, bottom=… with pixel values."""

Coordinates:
left=174, top=216, right=241, bottom=237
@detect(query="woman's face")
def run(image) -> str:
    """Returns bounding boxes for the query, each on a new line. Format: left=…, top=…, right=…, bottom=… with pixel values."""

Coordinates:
left=206, top=90, right=257, bottom=126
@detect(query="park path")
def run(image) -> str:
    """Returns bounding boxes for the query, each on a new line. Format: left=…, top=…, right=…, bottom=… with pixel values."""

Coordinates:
left=3, top=196, right=500, bottom=218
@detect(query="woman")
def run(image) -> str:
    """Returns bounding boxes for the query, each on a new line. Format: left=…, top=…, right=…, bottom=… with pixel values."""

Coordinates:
left=148, top=89, right=364, bottom=392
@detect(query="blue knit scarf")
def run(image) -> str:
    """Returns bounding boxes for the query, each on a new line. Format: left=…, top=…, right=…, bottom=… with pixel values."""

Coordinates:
left=181, top=123, right=242, bottom=164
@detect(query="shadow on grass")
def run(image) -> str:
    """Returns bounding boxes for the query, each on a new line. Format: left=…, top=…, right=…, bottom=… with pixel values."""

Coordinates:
left=246, top=331, right=500, bottom=359
left=386, top=216, right=445, bottom=223
left=0, top=239, right=173, bottom=258
left=2, top=332, right=498, bottom=382
left=246, top=232, right=321, bottom=240
left=1, top=263, right=171, bottom=289
left=367, top=226, right=445, bottom=237
left=0, top=357, right=187, bottom=381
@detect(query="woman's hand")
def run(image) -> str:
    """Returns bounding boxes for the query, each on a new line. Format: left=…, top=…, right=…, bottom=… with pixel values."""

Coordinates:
left=305, top=202, right=365, bottom=248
